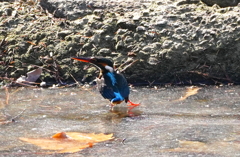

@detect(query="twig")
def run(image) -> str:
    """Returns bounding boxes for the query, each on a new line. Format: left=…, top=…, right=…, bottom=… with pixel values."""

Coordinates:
left=118, top=59, right=139, bottom=73
left=0, top=36, right=6, bottom=47
left=117, top=59, right=132, bottom=71
left=218, top=64, right=232, bottom=82
left=0, top=88, right=27, bottom=125
left=0, top=107, right=27, bottom=125
left=11, top=106, right=27, bottom=121
left=121, top=138, right=126, bottom=145
left=187, top=71, right=232, bottom=82
left=148, top=80, right=155, bottom=86
left=14, top=81, right=39, bottom=87
left=69, top=73, right=81, bottom=87
left=10, top=87, right=23, bottom=95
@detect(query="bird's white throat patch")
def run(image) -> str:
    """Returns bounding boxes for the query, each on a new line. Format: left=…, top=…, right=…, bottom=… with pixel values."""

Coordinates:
left=105, top=65, right=114, bottom=73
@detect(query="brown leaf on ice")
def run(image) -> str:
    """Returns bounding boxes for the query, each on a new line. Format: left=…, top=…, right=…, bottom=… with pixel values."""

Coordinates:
left=177, top=86, right=201, bottom=101
left=19, top=132, right=113, bottom=154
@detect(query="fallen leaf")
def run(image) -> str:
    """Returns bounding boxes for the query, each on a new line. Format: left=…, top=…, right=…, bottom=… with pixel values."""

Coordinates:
left=26, top=68, right=42, bottom=82
left=51, top=132, right=68, bottom=139
left=19, top=132, right=113, bottom=154
left=177, top=86, right=201, bottom=101
left=16, top=68, right=42, bottom=84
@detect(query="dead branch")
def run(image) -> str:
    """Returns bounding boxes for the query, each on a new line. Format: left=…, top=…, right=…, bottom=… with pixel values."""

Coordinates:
left=69, top=73, right=81, bottom=87
left=117, top=59, right=139, bottom=73
left=187, top=71, right=233, bottom=82
left=5, top=87, right=9, bottom=105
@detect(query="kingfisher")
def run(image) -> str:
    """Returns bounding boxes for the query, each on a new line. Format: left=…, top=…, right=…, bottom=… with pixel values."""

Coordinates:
left=71, top=57, right=139, bottom=111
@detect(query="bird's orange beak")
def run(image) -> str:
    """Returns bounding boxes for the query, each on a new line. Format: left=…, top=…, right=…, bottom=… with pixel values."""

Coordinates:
left=71, top=57, right=92, bottom=63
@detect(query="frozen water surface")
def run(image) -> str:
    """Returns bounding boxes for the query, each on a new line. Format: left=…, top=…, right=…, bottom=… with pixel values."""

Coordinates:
left=0, top=86, right=240, bottom=156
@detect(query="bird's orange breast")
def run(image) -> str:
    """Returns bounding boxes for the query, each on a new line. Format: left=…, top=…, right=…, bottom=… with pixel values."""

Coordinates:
left=111, top=100, right=124, bottom=105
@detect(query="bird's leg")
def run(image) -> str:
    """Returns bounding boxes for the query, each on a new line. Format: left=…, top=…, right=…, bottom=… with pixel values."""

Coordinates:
left=109, top=100, right=116, bottom=111
left=127, top=100, right=140, bottom=110
left=109, top=103, right=114, bottom=111
left=127, top=100, right=140, bottom=117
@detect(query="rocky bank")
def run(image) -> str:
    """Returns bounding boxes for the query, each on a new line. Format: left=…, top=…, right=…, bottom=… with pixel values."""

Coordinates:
left=0, top=0, right=240, bottom=86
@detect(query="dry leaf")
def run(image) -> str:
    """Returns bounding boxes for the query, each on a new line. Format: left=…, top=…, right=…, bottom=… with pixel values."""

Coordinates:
left=26, top=68, right=42, bottom=82
left=177, top=86, right=201, bottom=101
left=16, top=68, right=42, bottom=84
left=19, top=132, right=113, bottom=154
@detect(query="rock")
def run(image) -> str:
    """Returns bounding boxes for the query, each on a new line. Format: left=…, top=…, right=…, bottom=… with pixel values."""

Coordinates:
left=116, top=29, right=128, bottom=35
left=124, top=36, right=134, bottom=44
left=117, top=19, right=137, bottom=31
left=57, top=30, right=73, bottom=39
left=104, top=35, right=112, bottom=41
left=90, top=34, right=100, bottom=44
left=100, top=24, right=115, bottom=34
left=201, top=0, right=240, bottom=7
left=133, top=14, right=141, bottom=21
left=148, top=56, right=159, bottom=65
left=162, top=40, right=173, bottom=49
left=84, top=29, right=93, bottom=37
left=206, top=54, right=217, bottom=62
left=154, top=19, right=168, bottom=27
left=3, top=8, right=12, bottom=16
left=136, top=26, right=146, bottom=32
left=142, top=10, right=149, bottom=17
left=138, top=50, right=150, bottom=58
left=115, top=40, right=125, bottom=50
left=39, top=0, right=65, bottom=18
left=97, top=48, right=111, bottom=55
left=177, top=0, right=200, bottom=5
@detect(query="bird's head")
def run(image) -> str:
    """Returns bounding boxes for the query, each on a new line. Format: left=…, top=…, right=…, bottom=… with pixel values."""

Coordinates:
left=72, top=57, right=114, bottom=73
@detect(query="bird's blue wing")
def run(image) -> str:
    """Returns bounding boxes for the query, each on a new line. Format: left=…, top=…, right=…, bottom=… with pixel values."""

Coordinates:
left=97, top=76, right=115, bottom=100
left=115, top=72, right=130, bottom=101
left=98, top=72, right=129, bottom=103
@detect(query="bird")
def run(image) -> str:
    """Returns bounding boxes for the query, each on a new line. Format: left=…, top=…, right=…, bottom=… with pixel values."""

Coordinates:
left=71, top=57, right=139, bottom=111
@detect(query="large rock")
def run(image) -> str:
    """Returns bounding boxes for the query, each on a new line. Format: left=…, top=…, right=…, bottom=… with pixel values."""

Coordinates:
left=201, top=0, right=240, bottom=7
